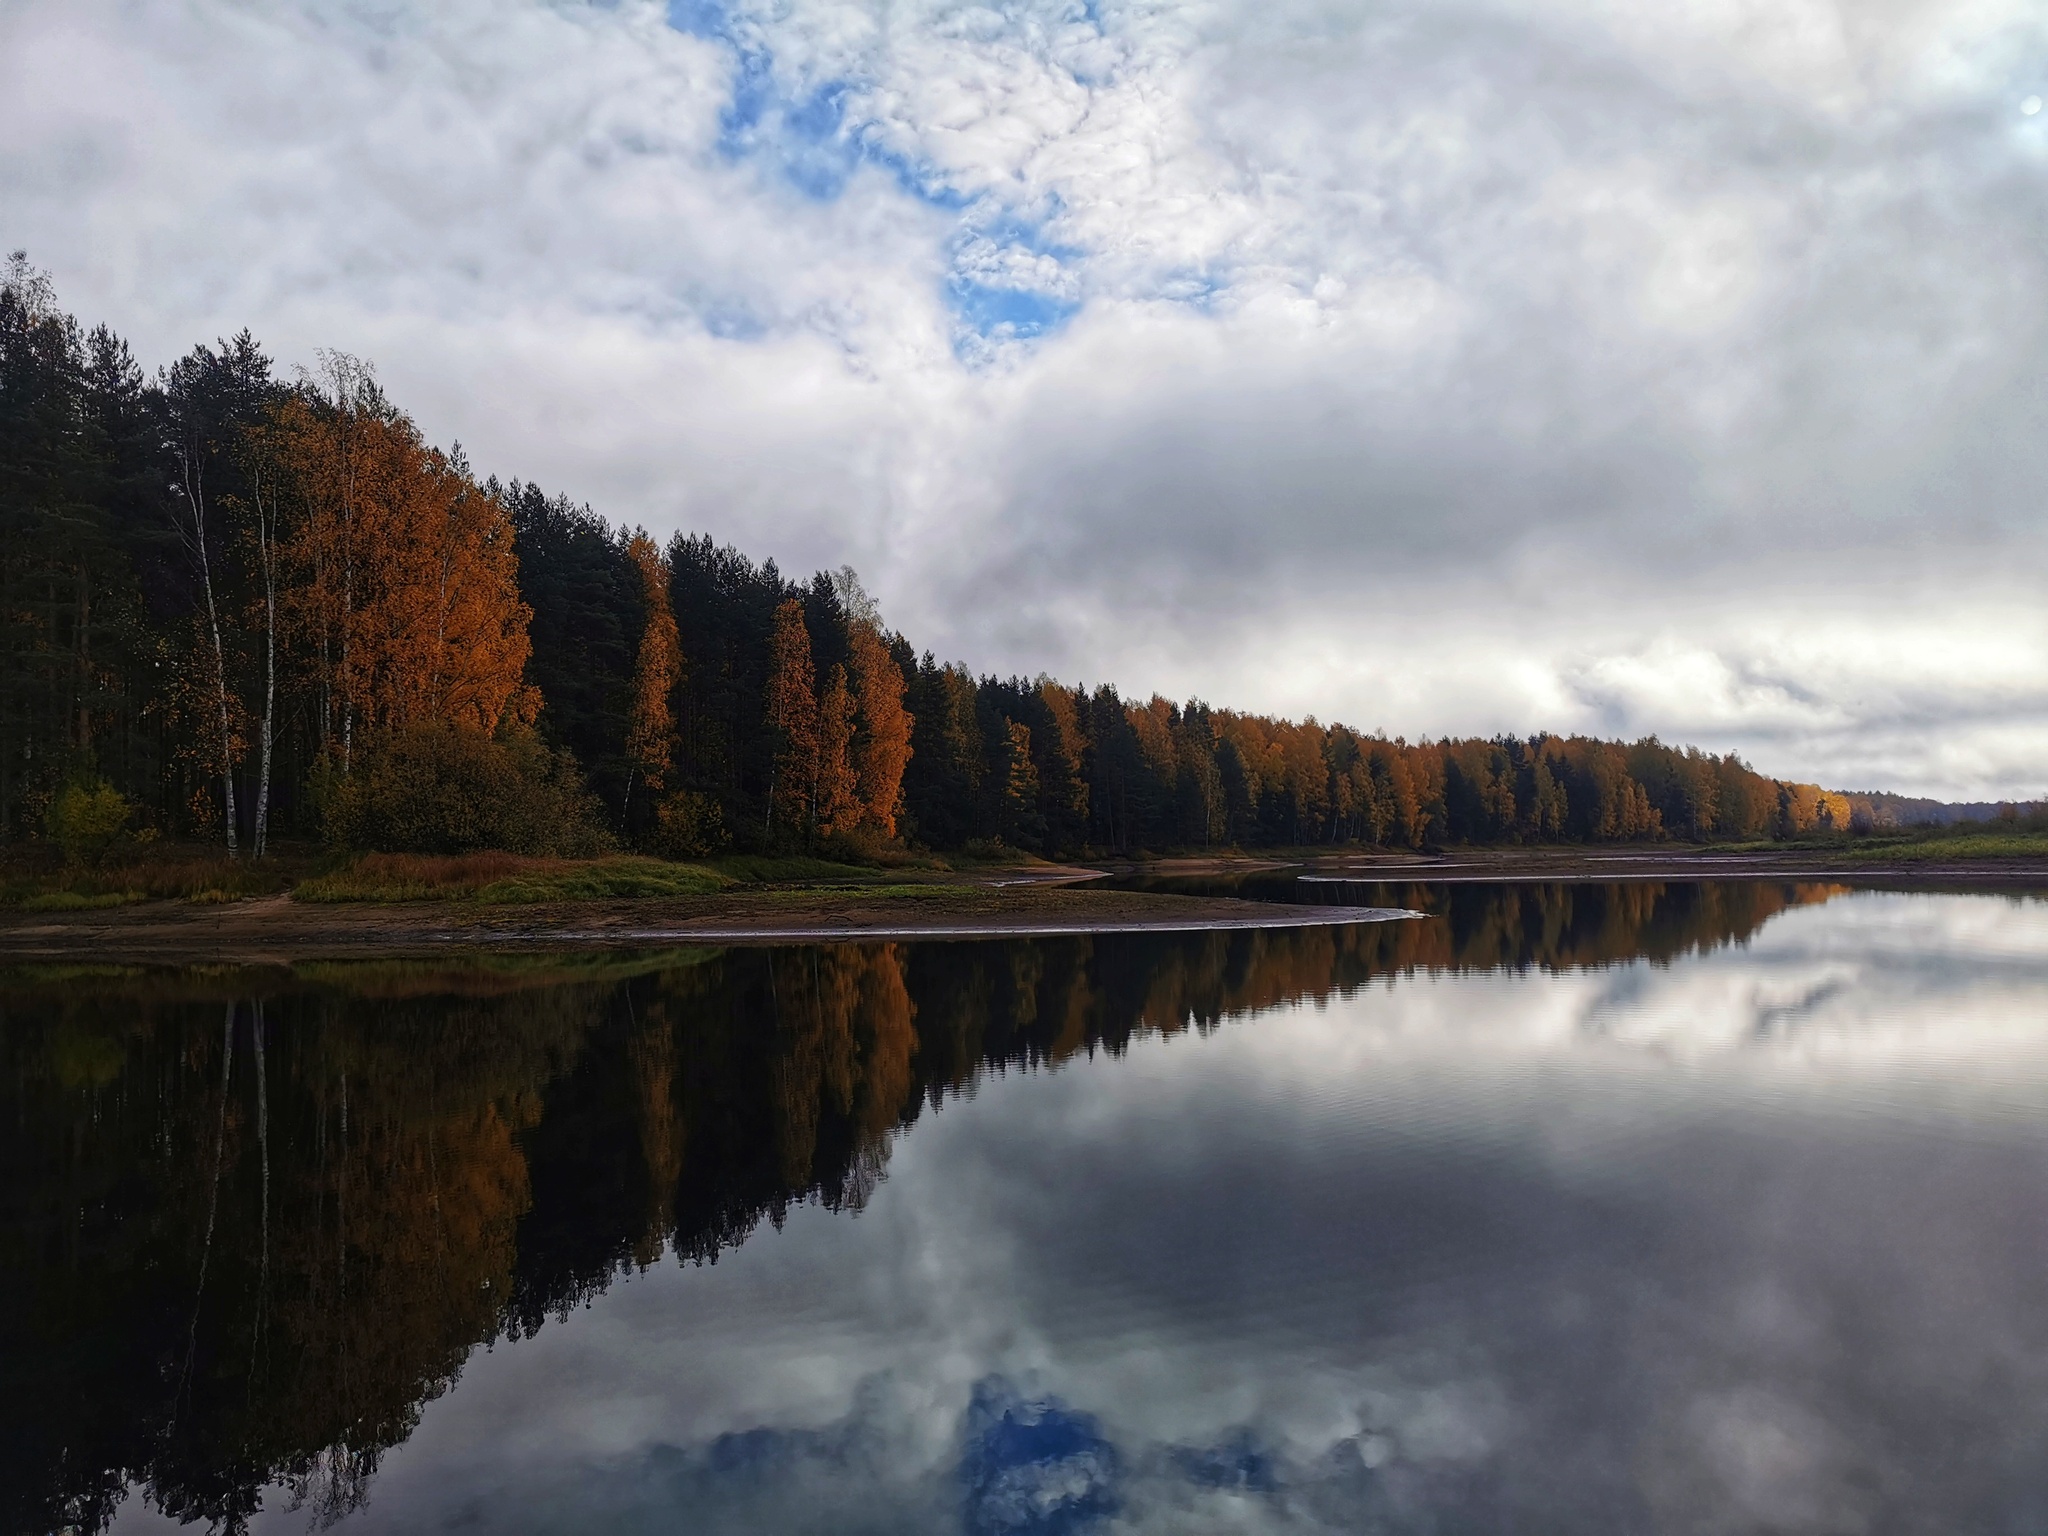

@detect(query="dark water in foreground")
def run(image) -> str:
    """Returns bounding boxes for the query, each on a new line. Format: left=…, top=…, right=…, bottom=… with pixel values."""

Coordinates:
left=10, top=880, right=2048, bottom=1534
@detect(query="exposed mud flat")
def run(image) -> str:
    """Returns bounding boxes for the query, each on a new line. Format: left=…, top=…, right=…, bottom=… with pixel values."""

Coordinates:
left=0, top=884, right=1416, bottom=964
left=1105, top=848, right=2048, bottom=886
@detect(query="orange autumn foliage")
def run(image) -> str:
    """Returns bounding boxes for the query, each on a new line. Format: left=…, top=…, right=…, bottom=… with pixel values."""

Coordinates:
left=625, top=532, right=681, bottom=793
left=847, top=621, right=912, bottom=837
left=816, top=664, right=860, bottom=838
left=765, top=599, right=818, bottom=833
left=272, top=383, right=533, bottom=748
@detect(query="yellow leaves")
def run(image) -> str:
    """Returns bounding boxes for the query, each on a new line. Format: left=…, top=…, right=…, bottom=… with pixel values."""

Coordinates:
left=270, top=394, right=533, bottom=744
left=1036, top=680, right=1089, bottom=822
left=765, top=599, right=818, bottom=832
left=767, top=945, right=918, bottom=1185
left=1779, top=782, right=1855, bottom=835
left=625, top=533, right=681, bottom=792
left=1128, top=695, right=1178, bottom=783
left=767, top=610, right=911, bottom=844
left=846, top=622, right=911, bottom=838
left=816, top=663, right=860, bottom=837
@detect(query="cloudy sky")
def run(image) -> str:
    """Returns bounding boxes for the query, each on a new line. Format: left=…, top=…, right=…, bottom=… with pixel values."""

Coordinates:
left=5, top=0, right=2047, bottom=796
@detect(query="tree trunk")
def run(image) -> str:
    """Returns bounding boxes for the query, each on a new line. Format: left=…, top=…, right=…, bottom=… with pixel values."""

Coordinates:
left=176, top=1004, right=235, bottom=1426
left=75, top=561, right=91, bottom=752
left=177, top=449, right=238, bottom=854
left=252, top=472, right=277, bottom=857
left=252, top=1000, right=270, bottom=1372
left=203, top=531, right=239, bottom=855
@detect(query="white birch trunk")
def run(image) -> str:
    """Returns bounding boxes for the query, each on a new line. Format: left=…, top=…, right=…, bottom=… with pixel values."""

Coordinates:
left=177, top=447, right=239, bottom=855
left=252, top=468, right=277, bottom=857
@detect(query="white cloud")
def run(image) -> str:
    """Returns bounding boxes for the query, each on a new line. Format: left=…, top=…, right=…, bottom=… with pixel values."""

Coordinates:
left=4, top=0, right=2046, bottom=794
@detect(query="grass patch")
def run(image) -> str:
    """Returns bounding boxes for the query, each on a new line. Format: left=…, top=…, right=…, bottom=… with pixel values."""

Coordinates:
left=706, top=854, right=886, bottom=885
left=297, top=852, right=730, bottom=904
left=1702, top=824, right=2048, bottom=864
left=296, top=850, right=536, bottom=902
left=20, top=890, right=144, bottom=912
left=4, top=852, right=293, bottom=908
left=0, top=962, right=154, bottom=988
left=1839, top=831, right=2048, bottom=863
left=474, top=859, right=727, bottom=904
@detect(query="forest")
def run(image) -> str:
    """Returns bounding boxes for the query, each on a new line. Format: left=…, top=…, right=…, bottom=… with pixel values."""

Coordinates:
left=1, top=255, right=1872, bottom=865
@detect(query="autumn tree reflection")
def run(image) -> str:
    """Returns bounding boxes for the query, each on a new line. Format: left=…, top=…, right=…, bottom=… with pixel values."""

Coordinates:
left=1, top=881, right=1842, bottom=1532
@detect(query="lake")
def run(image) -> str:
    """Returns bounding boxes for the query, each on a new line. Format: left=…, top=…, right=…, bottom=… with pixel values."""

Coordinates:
left=10, top=879, right=2048, bottom=1533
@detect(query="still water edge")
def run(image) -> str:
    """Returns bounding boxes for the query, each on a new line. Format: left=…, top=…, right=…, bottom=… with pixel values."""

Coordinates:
left=10, top=881, right=2048, bottom=1534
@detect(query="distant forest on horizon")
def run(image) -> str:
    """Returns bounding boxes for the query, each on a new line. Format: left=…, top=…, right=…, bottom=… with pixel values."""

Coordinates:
left=0, top=256, right=1968, bottom=862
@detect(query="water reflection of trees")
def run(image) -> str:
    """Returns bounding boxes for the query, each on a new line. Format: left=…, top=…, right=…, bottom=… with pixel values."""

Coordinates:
left=1, top=881, right=1840, bottom=1532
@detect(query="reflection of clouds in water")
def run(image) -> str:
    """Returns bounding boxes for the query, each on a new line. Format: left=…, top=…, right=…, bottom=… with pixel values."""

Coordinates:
left=1671, top=1389, right=1869, bottom=1536
left=961, top=1381, right=1119, bottom=1534
left=388, top=1372, right=1515, bottom=1534
left=312, top=892, right=2048, bottom=1535
left=1571, top=892, right=2048, bottom=1075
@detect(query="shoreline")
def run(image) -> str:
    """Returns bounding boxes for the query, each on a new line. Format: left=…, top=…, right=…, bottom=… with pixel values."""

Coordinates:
left=0, top=887, right=1417, bottom=964
left=1099, top=849, right=2048, bottom=886
left=5, top=848, right=2045, bottom=963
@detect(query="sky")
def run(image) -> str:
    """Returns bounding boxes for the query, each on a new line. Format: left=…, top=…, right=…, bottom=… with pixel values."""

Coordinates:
left=4, top=0, right=2047, bottom=798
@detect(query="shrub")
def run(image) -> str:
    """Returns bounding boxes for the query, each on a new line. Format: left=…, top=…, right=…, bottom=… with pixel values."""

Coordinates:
left=652, top=790, right=731, bottom=859
left=471, top=857, right=725, bottom=904
left=296, top=851, right=542, bottom=902
left=318, top=723, right=613, bottom=856
left=21, top=890, right=142, bottom=911
left=44, top=780, right=134, bottom=867
left=296, top=852, right=726, bottom=903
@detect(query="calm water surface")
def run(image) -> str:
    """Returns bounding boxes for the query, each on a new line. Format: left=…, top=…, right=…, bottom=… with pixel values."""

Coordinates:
left=10, top=881, right=2048, bottom=1533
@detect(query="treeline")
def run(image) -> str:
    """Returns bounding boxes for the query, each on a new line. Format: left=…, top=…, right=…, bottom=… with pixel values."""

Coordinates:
left=3, top=256, right=1864, bottom=859
left=1839, top=791, right=2034, bottom=828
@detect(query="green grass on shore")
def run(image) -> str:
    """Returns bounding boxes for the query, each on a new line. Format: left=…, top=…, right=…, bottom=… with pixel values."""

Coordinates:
left=296, top=852, right=732, bottom=904
left=3, top=853, right=293, bottom=909
left=15, top=817, right=2048, bottom=915
left=1831, top=829, right=2048, bottom=863
left=703, top=854, right=887, bottom=885
left=3, top=845, right=918, bottom=910
left=288, top=848, right=991, bottom=904
left=19, top=889, right=146, bottom=911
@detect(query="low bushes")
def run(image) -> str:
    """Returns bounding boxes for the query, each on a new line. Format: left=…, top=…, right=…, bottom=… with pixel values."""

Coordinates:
left=44, top=779, right=136, bottom=866
left=651, top=790, right=731, bottom=859
left=704, top=854, right=883, bottom=885
left=20, top=890, right=142, bottom=911
left=318, top=723, right=611, bottom=857
left=3, top=853, right=291, bottom=908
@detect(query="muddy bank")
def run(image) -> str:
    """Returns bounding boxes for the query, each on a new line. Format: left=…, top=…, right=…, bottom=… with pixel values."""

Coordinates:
left=1098, top=849, right=2048, bottom=886
left=0, top=885, right=1415, bottom=964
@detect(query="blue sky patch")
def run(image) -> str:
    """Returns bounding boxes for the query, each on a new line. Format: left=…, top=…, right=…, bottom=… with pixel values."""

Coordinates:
left=949, top=283, right=1081, bottom=345
left=960, top=1378, right=1120, bottom=1535
left=665, top=0, right=1108, bottom=351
